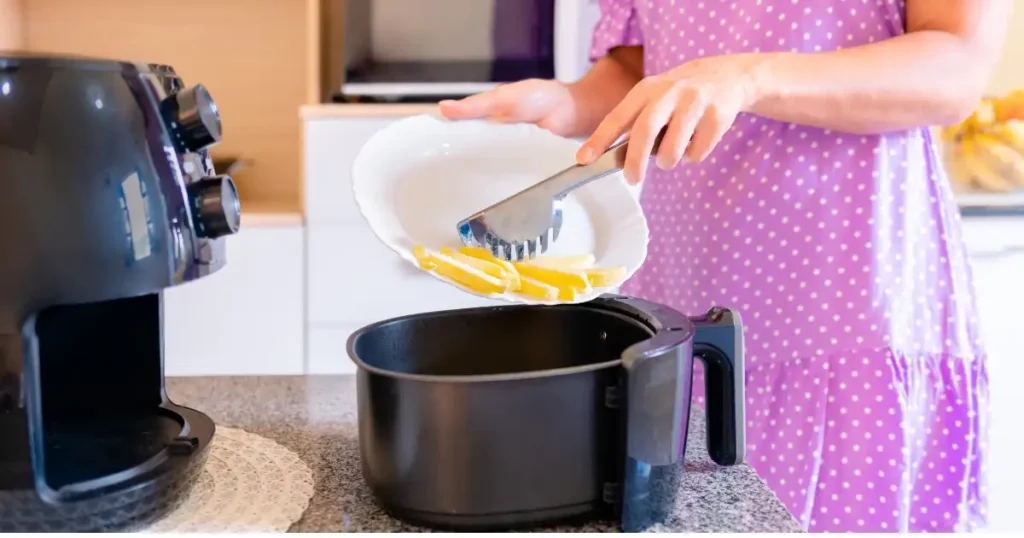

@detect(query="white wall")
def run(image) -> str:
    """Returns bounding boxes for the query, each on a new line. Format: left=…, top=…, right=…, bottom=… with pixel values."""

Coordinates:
left=988, top=3, right=1024, bottom=94
left=370, top=0, right=494, bottom=61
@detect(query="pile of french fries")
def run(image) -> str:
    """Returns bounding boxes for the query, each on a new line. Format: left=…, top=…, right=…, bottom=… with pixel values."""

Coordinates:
left=412, top=245, right=626, bottom=302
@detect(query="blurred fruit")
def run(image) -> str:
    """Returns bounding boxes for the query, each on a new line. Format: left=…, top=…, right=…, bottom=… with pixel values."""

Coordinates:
left=988, top=120, right=1024, bottom=153
left=994, top=90, right=1024, bottom=122
left=942, top=91, right=1024, bottom=194
left=974, top=133, right=1024, bottom=187
left=940, top=124, right=962, bottom=142
left=973, top=99, right=997, bottom=127
left=952, top=138, right=1016, bottom=192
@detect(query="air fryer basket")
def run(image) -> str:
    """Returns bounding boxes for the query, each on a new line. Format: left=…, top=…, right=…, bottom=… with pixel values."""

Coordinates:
left=347, top=295, right=744, bottom=531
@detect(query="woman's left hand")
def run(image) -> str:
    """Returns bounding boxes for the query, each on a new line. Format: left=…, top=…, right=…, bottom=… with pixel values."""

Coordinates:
left=576, top=54, right=764, bottom=185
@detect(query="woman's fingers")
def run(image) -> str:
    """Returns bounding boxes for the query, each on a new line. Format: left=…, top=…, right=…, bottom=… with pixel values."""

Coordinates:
left=622, top=94, right=677, bottom=185
left=439, top=91, right=501, bottom=120
left=685, top=104, right=737, bottom=162
left=656, top=89, right=704, bottom=170
left=575, top=81, right=653, bottom=165
left=444, top=73, right=737, bottom=181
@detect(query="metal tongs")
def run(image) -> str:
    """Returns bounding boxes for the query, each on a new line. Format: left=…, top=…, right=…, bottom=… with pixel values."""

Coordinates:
left=457, top=133, right=662, bottom=262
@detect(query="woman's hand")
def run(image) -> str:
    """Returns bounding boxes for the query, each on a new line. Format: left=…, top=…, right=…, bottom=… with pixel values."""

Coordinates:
left=577, top=54, right=764, bottom=185
left=438, top=79, right=582, bottom=138
left=439, top=51, right=646, bottom=139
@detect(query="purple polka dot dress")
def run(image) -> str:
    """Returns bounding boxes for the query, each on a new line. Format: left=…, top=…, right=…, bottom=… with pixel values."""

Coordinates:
left=591, top=0, right=988, bottom=532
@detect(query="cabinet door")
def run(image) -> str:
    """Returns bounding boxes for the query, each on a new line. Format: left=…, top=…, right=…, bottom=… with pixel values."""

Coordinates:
left=163, top=226, right=305, bottom=376
left=307, top=224, right=501, bottom=325
left=961, top=217, right=1024, bottom=365
left=305, top=117, right=395, bottom=225
left=961, top=218, right=1024, bottom=533
left=307, top=324, right=360, bottom=375
left=971, top=255, right=1024, bottom=533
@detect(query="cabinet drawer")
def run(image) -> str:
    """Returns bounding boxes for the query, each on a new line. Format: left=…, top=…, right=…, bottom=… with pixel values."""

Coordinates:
left=305, top=118, right=394, bottom=225
left=307, top=224, right=501, bottom=324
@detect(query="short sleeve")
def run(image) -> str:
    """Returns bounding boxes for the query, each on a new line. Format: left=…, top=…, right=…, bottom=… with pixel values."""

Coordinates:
left=589, top=0, right=644, bottom=62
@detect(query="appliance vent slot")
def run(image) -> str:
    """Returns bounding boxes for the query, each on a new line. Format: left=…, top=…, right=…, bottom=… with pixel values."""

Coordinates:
left=604, top=385, right=622, bottom=409
left=602, top=482, right=622, bottom=504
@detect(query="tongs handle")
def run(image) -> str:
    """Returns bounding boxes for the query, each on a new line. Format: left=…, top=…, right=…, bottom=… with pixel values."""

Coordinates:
left=531, top=129, right=667, bottom=200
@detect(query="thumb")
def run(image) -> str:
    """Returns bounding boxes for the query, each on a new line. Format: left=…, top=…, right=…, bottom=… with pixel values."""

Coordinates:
left=439, top=92, right=500, bottom=120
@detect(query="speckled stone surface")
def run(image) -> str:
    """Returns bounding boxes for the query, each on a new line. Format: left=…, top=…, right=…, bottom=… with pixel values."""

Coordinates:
left=166, top=376, right=804, bottom=533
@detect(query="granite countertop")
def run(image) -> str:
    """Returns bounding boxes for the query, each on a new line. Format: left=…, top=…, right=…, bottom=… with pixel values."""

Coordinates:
left=166, top=376, right=803, bottom=533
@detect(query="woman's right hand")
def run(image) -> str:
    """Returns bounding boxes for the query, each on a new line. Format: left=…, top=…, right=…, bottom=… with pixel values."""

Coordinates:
left=438, top=79, right=583, bottom=138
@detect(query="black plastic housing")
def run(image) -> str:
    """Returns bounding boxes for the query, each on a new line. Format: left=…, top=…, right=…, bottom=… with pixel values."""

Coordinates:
left=0, top=53, right=233, bottom=531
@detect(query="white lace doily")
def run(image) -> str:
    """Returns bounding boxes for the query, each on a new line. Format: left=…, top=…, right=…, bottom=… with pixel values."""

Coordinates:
left=142, top=427, right=314, bottom=533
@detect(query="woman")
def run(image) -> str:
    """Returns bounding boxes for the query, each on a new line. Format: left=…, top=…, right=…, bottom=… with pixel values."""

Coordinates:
left=440, top=0, right=1010, bottom=532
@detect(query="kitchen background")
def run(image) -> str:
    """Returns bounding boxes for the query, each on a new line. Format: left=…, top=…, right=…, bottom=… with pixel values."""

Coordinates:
left=1, top=0, right=1022, bottom=532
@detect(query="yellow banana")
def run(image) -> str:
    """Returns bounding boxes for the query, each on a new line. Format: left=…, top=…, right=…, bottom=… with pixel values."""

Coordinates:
left=940, top=124, right=963, bottom=143
left=975, top=99, right=997, bottom=127
left=995, top=90, right=1024, bottom=122
left=987, top=120, right=1024, bottom=153
left=943, top=144, right=976, bottom=192
left=973, top=134, right=1024, bottom=187
left=957, top=139, right=1017, bottom=192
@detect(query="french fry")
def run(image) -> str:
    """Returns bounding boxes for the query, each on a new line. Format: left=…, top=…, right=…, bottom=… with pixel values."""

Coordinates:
left=584, top=266, right=627, bottom=287
left=458, top=246, right=518, bottom=274
left=513, top=263, right=589, bottom=290
left=412, top=245, right=435, bottom=270
left=442, top=247, right=521, bottom=290
left=517, top=276, right=559, bottom=301
left=417, top=248, right=513, bottom=295
left=415, top=244, right=625, bottom=301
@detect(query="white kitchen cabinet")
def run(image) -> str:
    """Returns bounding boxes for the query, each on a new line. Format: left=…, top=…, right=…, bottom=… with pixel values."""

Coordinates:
left=302, top=108, right=508, bottom=375
left=307, top=224, right=500, bottom=325
left=304, top=223, right=502, bottom=375
left=970, top=253, right=1024, bottom=362
left=960, top=216, right=1024, bottom=366
left=307, top=324, right=360, bottom=375
left=305, top=117, right=395, bottom=226
left=163, top=224, right=305, bottom=376
left=959, top=215, right=1024, bottom=533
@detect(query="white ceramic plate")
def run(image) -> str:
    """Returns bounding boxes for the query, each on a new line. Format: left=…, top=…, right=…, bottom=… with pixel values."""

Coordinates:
left=351, top=113, right=649, bottom=305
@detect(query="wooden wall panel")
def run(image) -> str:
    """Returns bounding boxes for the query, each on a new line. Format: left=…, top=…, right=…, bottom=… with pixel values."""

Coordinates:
left=317, top=0, right=346, bottom=104
left=0, top=0, right=23, bottom=50
left=20, top=0, right=310, bottom=213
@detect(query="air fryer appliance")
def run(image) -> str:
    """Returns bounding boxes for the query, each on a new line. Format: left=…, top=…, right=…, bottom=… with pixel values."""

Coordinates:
left=346, top=295, right=745, bottom=531
left=0, top=53, right=240, bottom=532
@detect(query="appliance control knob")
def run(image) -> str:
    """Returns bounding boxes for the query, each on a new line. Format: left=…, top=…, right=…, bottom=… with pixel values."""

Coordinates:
left=187, top=175, right=241, bottom=239
left=165, top=84, right=222, bottom=152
